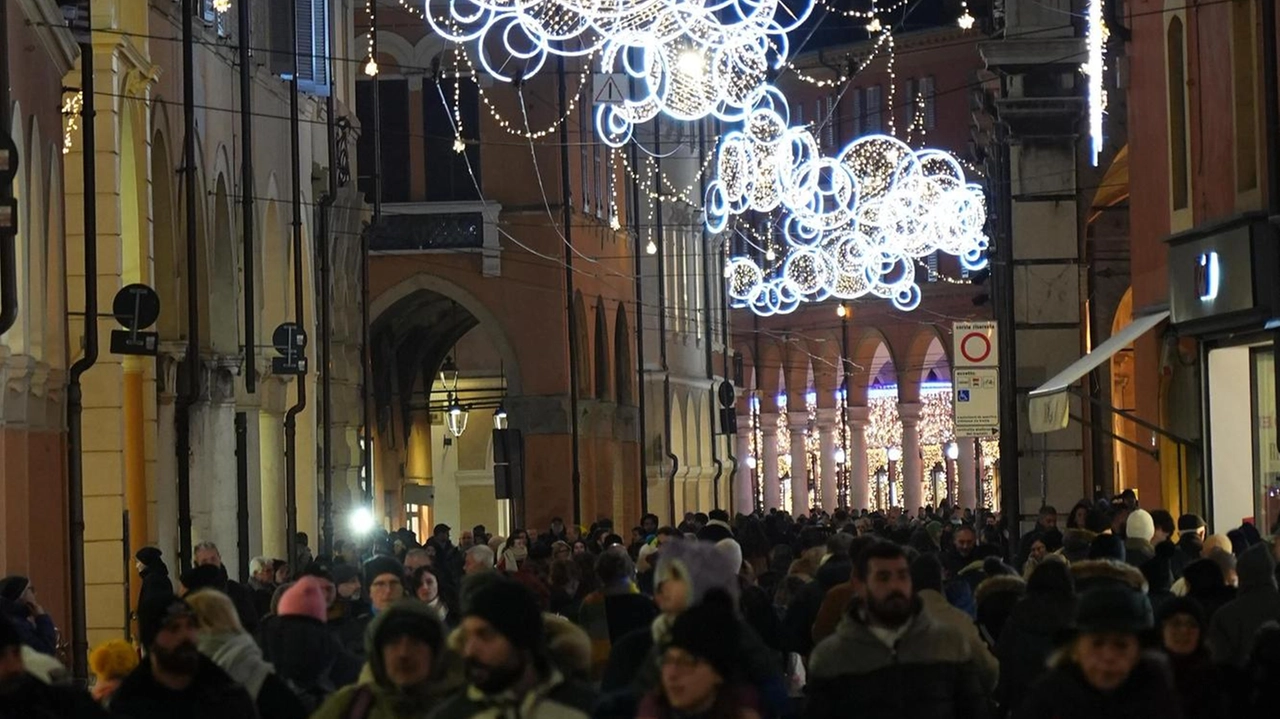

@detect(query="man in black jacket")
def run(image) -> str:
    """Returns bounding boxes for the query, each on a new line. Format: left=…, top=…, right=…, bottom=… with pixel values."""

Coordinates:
left=807, top=541, right=988, bottom=719
left=110, top=594, right=257, bottom=719
left=191, top=541, right=259, bottom=632
left=1172, top=514, right=1206, bottom=579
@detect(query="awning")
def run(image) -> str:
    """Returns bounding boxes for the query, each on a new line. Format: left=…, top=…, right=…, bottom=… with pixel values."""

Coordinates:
left=1028, top=310, right=1170, bottom=433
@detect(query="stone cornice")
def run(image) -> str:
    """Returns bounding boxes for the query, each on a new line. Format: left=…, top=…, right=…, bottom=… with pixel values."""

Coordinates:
left=17, top=0, right=79, bottom=77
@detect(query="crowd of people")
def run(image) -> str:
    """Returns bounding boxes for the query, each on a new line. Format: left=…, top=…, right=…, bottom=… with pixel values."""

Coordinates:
left=3, top=497, right=1280, bottom=718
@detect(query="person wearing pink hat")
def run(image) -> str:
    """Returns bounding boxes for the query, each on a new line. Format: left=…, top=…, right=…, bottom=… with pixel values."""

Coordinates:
left=259, top=576, right=362, bottom=709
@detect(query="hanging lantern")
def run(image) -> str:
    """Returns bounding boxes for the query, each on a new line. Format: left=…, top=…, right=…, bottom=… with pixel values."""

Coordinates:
left=439, top=356, right=459, bottom=391
left=493, top=402, right=509, bottom=430
left=446, top=394, right=469, bottom=438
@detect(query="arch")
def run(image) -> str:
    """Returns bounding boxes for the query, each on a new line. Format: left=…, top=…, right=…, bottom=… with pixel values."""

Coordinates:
left=805, top=329, right=842, bottom=404
left=369, top=274, right=524, bottom=395
left=205, top=173, right=239, bottom=354
left=572, top=291, right=591, bottom=398
left=847, top=327, right=897, bottom=405
left=781, top=338, right=812, bottom=405
left=1166, top=13, right=1190, bottom=214
left=1111, top=287, right=1138, bottom=492
left=1090, top=144, right=1130, bottom=223
left=151, top=128, right=183, bottom=341
left=613, top=304, right=633, bottom=405
left=899, top=325, right=951, bottom=403
left=755, top=339, right=783, bottom=397
left=593, top=298, right=611, bottom=401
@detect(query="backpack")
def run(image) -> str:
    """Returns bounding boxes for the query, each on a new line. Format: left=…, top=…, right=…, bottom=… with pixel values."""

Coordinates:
left=343, top=685, right=376, bottom=719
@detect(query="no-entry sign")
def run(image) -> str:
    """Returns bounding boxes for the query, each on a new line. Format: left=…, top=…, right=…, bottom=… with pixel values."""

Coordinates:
left=953, top=321, right=998, bottom=368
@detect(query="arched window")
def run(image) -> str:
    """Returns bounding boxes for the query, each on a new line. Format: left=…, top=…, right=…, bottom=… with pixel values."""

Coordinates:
left=1167, top=17, right=1189, bottom=212
left=614, top=304, right=633, bottom=405
left=1231, top=0, right=1258, bottom=194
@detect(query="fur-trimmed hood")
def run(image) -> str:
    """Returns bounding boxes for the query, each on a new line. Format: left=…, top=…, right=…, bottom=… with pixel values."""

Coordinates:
left=1070, top=559, right=1148, bottom=593
left=975, top=574, right=1027, bottom=606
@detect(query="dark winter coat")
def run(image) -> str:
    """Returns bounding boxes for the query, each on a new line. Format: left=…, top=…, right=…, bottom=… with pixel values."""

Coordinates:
left=1171, top=534, right=1203, bottom=579
left=0, top=599, right=57, bottom=655
left=257, top=613, right=362, bottom=699
left=428, top=666, right=595, bottom=719
left=995, top=593, right=1076, bottom=715
left=138, top=563, right=175, bottom=612
left=782, top=555, right=850, bottom=657
left=108, top=654, right=259, bottom=719
left=223, top=578, right=261, bottom=634
left=805, top=600, right=989, bottom=719
left=1011, top=652, right=1181, bottom=719
left=0, top=672, right=110, bottom=719
left=1165, top=649, right=1228, bottom=719
left=1206, top=543, right=1280, bottom=667
left=1123, top=538, right=1155, bottom=569
left=247, top=578, right=275, bottom=620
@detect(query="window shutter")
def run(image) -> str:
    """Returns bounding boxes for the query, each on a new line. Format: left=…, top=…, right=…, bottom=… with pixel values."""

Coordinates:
left=852, top=89, right=862, bottom=136
left=868, top=86, right=882, bottom=133
left=922, top=76, right=936, bottom=130
left=297, top=0, right=331, bottom=95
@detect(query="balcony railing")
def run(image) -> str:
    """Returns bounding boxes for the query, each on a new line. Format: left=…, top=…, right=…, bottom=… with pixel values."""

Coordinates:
left=371, top=201, right=503, bottom=276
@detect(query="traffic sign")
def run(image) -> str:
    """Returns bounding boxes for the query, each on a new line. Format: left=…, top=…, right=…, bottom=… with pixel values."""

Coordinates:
left=594, top=73, right=626, bottom=105
left=271, top=322, right=308, bottom=375
left=718, top=381, right=736, bottom=408
left=112, top=284, right=161, bottom=330
left=953, top=367, right=1000, bottom=437
left=953, top=321, right=998, bottom=367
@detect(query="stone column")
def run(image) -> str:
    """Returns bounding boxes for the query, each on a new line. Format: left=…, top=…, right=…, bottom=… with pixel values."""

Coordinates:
left=153, top=348, right=184, bottom=568
left=849, top=407, right=870, bottom=511
left=788, top=411, right=809, bottom=517
left=190, top=357, right=240, bottom=554
left=817, top=408, right=838, bottom=513
left=760, top=414, right=780, bottom=511
left=900, top=403, right=923, bottom=515
left=958, top=437, right=979, bottom=510
left=734, top=429, right=754, bottom=515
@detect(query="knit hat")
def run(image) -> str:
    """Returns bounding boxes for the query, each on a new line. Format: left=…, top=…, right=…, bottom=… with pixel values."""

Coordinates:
left=715, top=538, right=744, bottom=574
left=277, top=576, right=329, bottom=622
left=137, top=593, right=194, bottom=649
left=925, top=521, right=944, bottom=547
left=655, top=538, right=741, bottom=608
left=0, top=576, right=30, bottom=603
left=372, top=602, right=446, bottom=657
left=1126, top=510, right=1155, bottom=542
left=135, top=547, right=164, bottom=568
left=462, top=575, right=544, bottom=651
left=1177, top=514, right=1206, bottom=531
left=665, top=589, right=741, bottom=679
left=1155, top=595, right=1207, bottom=630
left=1088, top=534, right=1126, bottom=563
left=1203, top=534, right=1233, bottom=556
left=364, top=555, right=406, bottom=590
left=1075, top=584, right=1153, bottom=635
left=1061, top=529, right=1097, bottom=563
left=90, top=639, right=140, bottom=681
left=332, top=563, right=360, bottom=586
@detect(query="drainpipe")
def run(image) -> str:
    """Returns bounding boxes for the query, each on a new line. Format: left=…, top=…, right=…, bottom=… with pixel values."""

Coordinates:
left=238, top=0, right=255, bottom=394
left=66, top=37, right=97, bottom=683
left=753, top=312, right=762, bottom=513
left=630, top=77, right=648, bottom=517
left=993, top=98, right=1020, bottom=531
left=283, top=0, right=304, bottom=570
left=319, top=94, right=337, bottom=556
left=719, top=160, right=736, bottom=508
left=557, top=57, right=582, bottom=526
left=698, top=121, right=721, bottom=506
left=0, top=1, right=17, bottom=336
left=653, top=117, right=678, bottom=524
left=363, top=0, right=379, bottom=509
left=177, top=0, right=200, bottom=573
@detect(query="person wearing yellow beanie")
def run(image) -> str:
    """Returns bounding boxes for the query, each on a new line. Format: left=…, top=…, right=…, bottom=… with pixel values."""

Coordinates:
left=89, top=639, right=138, bottom=702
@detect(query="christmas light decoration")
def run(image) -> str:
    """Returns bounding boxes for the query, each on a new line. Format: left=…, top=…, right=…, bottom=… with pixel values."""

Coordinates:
left=1084, top=0, right=1108, bottom=166
left=213, top=0, right=231, bottom=12
left=712, top=92, right=990, bottom=316
left=957, top=1, right=975, bottom=29
left=62, top=90, right=83, bottom=155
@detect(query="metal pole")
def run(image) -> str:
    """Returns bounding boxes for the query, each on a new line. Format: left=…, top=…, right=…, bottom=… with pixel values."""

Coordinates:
left=178, top=0, right=200, bottom=573
left=699, top=120, right=721, bottom=507
left=320, top=94, right=337, bottom=556
left=238, top=0, right=255, bottom=394
left=994, top=113, right=1020, bottom=523
left=235, top=412, right=249, bottom=582
left=0, top=0, right=19, bottom=335
left=629, top=75, right=648, bottom=517
left=557, top=57, right=582, bottom=526
left=283, top=0, right=305, bottom=570
left=66, top=36, right=98, bottom=682
left=363, top=0, right=379, bottom=507
left=654, top=117, right=678, bottom=524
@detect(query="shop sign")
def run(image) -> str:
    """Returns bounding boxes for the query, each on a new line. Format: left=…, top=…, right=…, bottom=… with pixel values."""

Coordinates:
left=1168, top=213, right=1276, bottom=328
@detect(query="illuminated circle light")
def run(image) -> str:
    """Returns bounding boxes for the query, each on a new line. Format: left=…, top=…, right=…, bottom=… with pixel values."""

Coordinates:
left=713, top=96, right=989, bottom=316
left=426, top=0, right=812, bottom=142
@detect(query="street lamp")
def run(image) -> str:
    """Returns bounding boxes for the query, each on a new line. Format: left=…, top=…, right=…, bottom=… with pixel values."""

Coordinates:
left=945, top=441, right=960, bottom=460
left=834, top=448, right=846, bottom=464
left=887, top=446, right=902, bottom=462
left=439, top=355, right=460, bottom=392
left=931, top=462, right=945, bottom=506
left=446, top=394, right=469, bottom=438
left=493, top=402, right=509, bottom=430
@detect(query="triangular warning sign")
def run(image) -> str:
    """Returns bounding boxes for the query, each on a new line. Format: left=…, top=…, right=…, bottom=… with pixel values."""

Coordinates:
left=594, top=74, right=626, bottom=105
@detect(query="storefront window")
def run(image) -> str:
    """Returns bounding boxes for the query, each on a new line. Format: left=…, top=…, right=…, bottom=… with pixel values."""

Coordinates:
left=1251, top=350, right=1280, bottom=536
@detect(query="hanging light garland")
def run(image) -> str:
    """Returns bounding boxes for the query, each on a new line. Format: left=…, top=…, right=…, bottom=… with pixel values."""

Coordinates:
left=62, top=90, right=83, bottom=155
left=714, top=89, right=990, bottom=316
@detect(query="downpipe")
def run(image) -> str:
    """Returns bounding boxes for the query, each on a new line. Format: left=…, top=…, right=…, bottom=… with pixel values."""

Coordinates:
left=283, top=0, right=304, bottom=569
left=653, top=118, right=678, bottom=523
left=319, top=94, right=337, bottom=556
left=177, top=0, right=200, bottom=573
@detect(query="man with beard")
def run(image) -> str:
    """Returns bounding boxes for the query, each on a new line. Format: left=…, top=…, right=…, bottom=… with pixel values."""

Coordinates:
left=431, top=576, right=596, bottom=719
left=310, top=601, right=461, bottom=719
left=806, top=542, right=988, bottom=719
left=109, top=593, right=257, bottom=719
